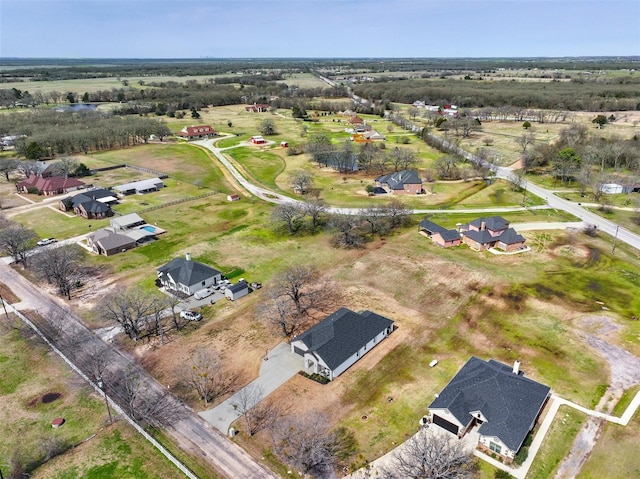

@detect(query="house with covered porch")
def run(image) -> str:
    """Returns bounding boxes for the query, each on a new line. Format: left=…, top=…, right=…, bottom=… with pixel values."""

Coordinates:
left=428, top=356, right=550, bottom=464
left=290, top=308, right=394, bottom=381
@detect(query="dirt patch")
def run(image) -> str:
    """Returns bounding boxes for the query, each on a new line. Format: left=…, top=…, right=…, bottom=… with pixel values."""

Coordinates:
left=555, top=315, right=640, bottom=479
left=41, top=392, right=62, bottom=404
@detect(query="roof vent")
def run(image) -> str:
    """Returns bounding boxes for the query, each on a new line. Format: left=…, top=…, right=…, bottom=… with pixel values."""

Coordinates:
left=513, top=359, right=521, bottom=375
left=185, top=253, right=191, bottom=261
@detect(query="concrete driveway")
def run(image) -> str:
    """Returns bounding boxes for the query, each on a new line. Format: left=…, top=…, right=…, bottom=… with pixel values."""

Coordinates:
left=199, top=342, right=304, bottom=433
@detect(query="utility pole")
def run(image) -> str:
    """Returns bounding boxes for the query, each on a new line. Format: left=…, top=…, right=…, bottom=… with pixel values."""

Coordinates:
left=0, top=292, right=9, bottom=320
left=97, top=377, right=113, bottom=425
left=611, top=225, right=620, bottom=254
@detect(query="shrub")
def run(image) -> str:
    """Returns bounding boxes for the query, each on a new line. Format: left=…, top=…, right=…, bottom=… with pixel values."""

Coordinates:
left=299, top=371, right=330, bottom=384
left=514, top=446, right=528, bottom=466
left=495, top=470, right=514, bottom=479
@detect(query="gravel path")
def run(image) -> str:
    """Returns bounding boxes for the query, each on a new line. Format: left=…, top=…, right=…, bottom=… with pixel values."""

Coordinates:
left=554, top=315, right=640, bottom=479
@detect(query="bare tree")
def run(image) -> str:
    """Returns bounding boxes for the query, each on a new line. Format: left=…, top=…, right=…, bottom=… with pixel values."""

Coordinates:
left=99, top=288, right=160, bottom=341
left=382, top=199, right=411, bottom=228
left=15, top=160, right=40, bottom=178
left=53, top=156, right=79, bottom=178
left=113, top=366, right=180, bottom=427
left=329, top=214, right=364, bottom=248
left=261, top=265, right=337, bottom=337
left=0, top=221, right=37, bottom=266
left=361, top=205, right=390, bottom=235
left=389, top=147, right=418, bottom=172
left=232, top=385, right=280, bottom=436
left=305, top=198, right=327, bottom=232
left=33, top=244, right=83, bottom=299
left=179, top=347, right=238, bottom=406
left=0, top=157, right=17, bottom=181
left=517, top=132, right=537, bottom=153
left=289, top=170, right=315, bottom=195
left=271, top=202, right=306, bottom=234
left=271, top=412, right=357, bottom=478
left=380, top=430, right=475, bottom=479
left=260, top=293, right=306, bottom=337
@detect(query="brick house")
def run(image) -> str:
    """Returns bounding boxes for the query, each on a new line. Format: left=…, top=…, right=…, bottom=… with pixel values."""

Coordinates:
left=419, top=219, right=461, bottom=247
left=16, top=176, right=85, bottom=196
left=375, top=170, right=423, bottom=195
left=460, top=216, right=526, bottom=252
left=177, top=125, right=217, bottom=139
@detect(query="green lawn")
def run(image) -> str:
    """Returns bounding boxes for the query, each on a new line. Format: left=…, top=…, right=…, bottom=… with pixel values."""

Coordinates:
left=0, top=326, right=181, bottom=479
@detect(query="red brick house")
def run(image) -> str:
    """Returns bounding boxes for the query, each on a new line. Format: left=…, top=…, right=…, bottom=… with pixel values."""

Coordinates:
left=460, top=216, right=526, bottom=252
left=419, top=219, right=461, bottom=248
left=245, top=103, right=270, bottom=113
left=375, top=170, right=423, bottom=195
left=17, top=176, right=85, bottom=196
left=177, top=125, right=217, bottom=139
left=348, top=116, right=364, bottom=125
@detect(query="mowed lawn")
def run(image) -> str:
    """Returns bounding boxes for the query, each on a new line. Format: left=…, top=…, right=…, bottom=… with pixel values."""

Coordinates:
left=0, top=325, right=181, bottom=479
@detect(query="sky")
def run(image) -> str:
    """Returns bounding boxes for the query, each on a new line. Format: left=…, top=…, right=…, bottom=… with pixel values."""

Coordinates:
left=0, top=0, right=638, bottom=58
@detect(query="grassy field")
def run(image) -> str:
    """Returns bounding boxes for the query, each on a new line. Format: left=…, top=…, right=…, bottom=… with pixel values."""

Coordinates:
left=526, top=406, right=587, bottom=479
left=579, top=413, right=640, bottom=479
left=0, top=321, right=182, bottom=479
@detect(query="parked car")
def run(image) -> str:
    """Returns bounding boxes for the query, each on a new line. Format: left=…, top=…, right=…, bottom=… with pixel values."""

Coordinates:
left=37, top=238, right=57, bottom=246
left=180, top=310, right=202, bottom=321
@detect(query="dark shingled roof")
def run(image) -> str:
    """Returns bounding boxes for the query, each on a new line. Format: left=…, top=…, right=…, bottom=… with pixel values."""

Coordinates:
left=437, top=229, right=462, bottom=242
left=463, top=227, right=524, bottom=246
left=78, top=199, right=111, bottom=214
left=465, top=216, right=509, bottom=232
left=429, top=357, right=550, bottom=451
left=294, top=308, right=394, bottom=370
left=376, top=170, right=422, bottom=190
left=157, top=258, right=221, bottom=288
left=227, top=281, right=248, bottom=294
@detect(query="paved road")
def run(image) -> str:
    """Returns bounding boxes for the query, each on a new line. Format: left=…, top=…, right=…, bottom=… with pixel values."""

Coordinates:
left=0, top=261, right=278, bottom=479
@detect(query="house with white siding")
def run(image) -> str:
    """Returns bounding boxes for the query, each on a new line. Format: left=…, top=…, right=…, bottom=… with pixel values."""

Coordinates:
left=428, top=357, right=550, bottom=464
left=290, top=308, right=394, bottom=381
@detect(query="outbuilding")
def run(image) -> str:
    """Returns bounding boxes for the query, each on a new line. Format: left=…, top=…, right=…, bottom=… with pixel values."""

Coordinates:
left=225, top=280, right=249, bottom=301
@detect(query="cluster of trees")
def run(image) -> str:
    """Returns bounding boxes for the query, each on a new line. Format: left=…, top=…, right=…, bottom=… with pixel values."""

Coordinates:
left=305, top=135, right=419, bottom=175
left=353, top=76, right=640, bottom=111
left=271, top=197, right=412, bottom=248
left=521, top=123, right=640, bottom=195
left=1, top=110, right=171, bottom=158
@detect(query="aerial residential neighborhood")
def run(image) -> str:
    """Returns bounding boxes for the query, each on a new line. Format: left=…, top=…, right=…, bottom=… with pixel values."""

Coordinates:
left=0, top=3, right=639, bottom=479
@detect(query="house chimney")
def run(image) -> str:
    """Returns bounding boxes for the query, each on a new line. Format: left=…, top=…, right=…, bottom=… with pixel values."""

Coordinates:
left=185, top=253, right=191, bottom=261
left=480, top=221, right=486, bottom=231
left=513, top=359, right=521, bottom=375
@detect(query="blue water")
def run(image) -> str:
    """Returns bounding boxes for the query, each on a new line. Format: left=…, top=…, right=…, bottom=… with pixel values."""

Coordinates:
left=142, top=225, right=157, bottom=233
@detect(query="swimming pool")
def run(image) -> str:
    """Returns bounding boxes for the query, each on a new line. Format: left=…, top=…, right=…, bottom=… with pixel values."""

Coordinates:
left=141, top=225, right=157, bottom=233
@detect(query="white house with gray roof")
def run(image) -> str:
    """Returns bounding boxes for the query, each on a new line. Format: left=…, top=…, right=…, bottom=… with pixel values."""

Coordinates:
left=157, top=254, right=222, bottom=295
left=290, top=308, right=394, bottom=381
left=428, top=356, right=550, bottom=463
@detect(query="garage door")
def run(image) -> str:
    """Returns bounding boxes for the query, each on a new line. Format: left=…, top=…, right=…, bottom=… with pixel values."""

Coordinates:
left=433, top=414, right=459, bottom=435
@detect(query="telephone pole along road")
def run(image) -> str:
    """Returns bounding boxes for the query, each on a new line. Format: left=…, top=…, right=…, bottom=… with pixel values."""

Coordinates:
left=0, top=260, right=278, bottom=479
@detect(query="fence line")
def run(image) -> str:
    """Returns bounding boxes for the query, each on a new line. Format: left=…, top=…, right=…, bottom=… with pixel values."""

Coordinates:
left=1, top=299, right=199, bottom=479
left=137, top=191, right=219, bottom=214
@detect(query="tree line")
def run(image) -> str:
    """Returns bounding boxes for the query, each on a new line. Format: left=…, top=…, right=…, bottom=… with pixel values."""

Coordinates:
left=353, top=77, right=640, bottom=111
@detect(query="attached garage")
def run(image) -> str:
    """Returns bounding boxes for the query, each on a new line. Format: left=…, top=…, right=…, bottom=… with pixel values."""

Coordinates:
left=433, top=414, right=459, bottom=435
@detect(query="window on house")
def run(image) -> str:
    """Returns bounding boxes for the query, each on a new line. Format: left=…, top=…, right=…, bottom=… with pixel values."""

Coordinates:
left=489, top=442, right=501, bottom=454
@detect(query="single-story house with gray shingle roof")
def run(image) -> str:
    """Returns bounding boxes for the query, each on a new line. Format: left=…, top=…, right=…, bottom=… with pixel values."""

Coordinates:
left=375, top=170, right=423, bottom=195
left=428, top=356, right=550, bottom=464
left=87, top=228, right=136, bottom=256
left=460, top=216, right=526, bottom=252
left=291, top=308, right=394, bottom=381
left=418, top=218, right=461, bottom=248
left=157, top=254, right=222, bottom=295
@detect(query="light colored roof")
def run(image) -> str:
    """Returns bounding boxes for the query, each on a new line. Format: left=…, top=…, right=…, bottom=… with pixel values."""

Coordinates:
left=96, top=195, right=118, bottom=203
left=111, top=213, right=145, bottom=229
left=123, top=229, right=155, bottom=242
left=113, top=178, right=163, bottom=193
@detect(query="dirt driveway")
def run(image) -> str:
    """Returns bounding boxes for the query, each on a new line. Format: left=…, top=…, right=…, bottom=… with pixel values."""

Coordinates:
left=554, top=315, right=640, bottom=479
